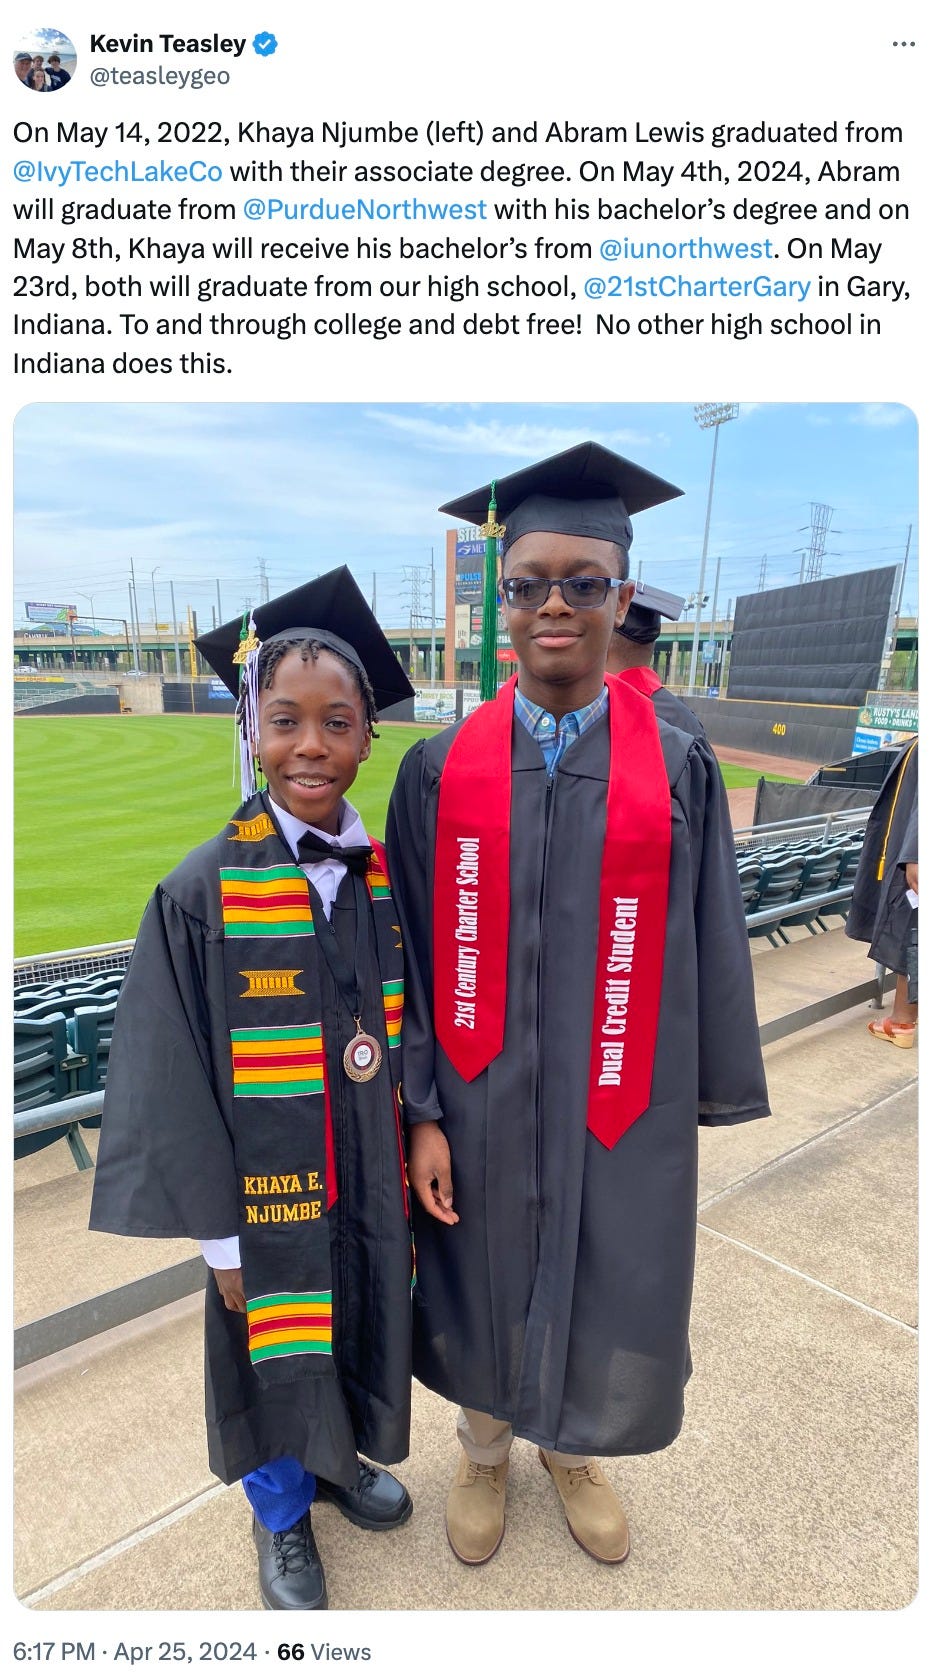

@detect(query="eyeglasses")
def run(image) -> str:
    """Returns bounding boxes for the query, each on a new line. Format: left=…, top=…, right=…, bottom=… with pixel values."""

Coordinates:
left=500, top=576, right=626, bottom=610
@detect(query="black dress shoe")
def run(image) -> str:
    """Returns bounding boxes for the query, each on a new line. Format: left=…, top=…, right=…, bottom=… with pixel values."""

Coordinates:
left=316, top=1460, right=413, bottom=1530
left=253, top=1511, right=327, bottom=1610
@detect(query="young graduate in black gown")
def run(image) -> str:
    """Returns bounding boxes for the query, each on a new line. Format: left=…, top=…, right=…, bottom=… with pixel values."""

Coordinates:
left=91, top=569, right=416, bottom=1610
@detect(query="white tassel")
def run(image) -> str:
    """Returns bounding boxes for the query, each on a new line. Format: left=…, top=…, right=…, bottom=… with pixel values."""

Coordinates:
left=237, top=635, right=262, bottom=801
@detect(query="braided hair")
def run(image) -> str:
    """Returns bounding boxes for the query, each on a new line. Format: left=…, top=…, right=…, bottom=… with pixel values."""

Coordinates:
left=257, top=634, right=380, bottom=735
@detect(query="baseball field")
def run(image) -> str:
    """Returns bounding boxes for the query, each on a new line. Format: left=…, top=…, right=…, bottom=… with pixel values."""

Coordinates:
left=14, top=714, right=791, bottom=956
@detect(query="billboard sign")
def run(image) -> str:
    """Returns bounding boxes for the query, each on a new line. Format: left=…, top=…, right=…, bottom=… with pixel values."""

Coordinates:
left=852, top=700, right=917, bottom=756
left=25, top=602, right=77, bottom=622
left=413, top=687, right=458, bottom=724
left=454, top=540, right=485, bottom=604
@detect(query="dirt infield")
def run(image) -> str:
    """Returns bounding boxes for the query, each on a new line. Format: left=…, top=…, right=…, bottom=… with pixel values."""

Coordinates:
left=721, top=746, right=817, bottom=830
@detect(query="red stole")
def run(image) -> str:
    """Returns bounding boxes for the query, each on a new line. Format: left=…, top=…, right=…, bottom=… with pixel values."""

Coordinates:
left=433, top=675, right=672, bottom=1148
left=617, top=665, right=662, bottom=698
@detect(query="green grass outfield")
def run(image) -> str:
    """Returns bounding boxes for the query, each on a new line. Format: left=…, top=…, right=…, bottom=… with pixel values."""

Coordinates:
left=14, top=714, right=795, bottom=957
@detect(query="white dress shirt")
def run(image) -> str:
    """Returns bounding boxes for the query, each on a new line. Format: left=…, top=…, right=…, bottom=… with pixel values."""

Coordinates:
left=199, top=796, right=370, bottom=1273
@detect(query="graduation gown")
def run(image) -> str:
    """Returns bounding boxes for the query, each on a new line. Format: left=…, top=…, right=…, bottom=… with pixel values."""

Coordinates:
left=614, top=665, right=709, bottom=740
left=385, top=709, right=769, bottom=1458
left=652, top=684, right=709, bottom=739
left=846, top=738, right=918, bottom=975
left=89, top=812, right=413, bottom=1489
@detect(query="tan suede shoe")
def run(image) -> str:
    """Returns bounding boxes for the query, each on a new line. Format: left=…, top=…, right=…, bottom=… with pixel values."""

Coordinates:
left=445, top=1454, right=510, bottom=1564
left=538, top=1449, right=630, bottom=1563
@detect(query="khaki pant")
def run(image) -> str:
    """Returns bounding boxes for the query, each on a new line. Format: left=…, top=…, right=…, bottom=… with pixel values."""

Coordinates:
left=458, top=1407, right=589, bottom=1469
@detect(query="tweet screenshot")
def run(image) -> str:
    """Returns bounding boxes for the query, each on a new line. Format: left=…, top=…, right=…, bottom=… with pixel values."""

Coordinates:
left=6, top=3, right=930, bottom=1669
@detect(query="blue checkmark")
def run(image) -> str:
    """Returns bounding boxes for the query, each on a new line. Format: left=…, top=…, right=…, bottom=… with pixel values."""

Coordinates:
left=253, top=31, right=278, bottom=56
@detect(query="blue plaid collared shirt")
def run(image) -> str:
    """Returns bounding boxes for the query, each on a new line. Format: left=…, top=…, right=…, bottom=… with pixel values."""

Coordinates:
left=513, top=685, right=610, bottom=777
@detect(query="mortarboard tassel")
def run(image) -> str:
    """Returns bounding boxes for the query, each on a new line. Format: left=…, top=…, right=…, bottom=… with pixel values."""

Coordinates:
left=479, top=481, right=505, bottom=703
left=233, top=610, right=262, bottom=801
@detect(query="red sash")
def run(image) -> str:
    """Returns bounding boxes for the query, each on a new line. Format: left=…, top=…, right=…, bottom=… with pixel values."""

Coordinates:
left=617, top=665, right=662, bottom=698
left=433, top=675, right=672, bottom=1147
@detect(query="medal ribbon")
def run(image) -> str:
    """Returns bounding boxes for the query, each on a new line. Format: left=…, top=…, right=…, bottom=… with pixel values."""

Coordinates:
left=433, top=674, right=671, bottom=1147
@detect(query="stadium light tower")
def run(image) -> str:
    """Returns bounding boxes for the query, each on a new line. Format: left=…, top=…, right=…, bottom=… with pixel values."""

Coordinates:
left=690, top=403, right=738, bottom=691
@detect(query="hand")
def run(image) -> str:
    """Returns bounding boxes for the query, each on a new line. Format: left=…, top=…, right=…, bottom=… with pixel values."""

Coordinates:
left=213, top=1266, right=247, bottom=1312
left=906, top=862, right=919, bottom=894
left=407, top=1122, right=459, bottom=1226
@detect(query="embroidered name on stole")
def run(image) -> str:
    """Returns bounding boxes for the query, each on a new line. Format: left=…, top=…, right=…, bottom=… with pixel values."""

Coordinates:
left=218, top=799, right=406, bottom=1380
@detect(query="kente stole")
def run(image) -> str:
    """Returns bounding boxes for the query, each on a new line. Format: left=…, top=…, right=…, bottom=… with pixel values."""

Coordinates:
left=220, top=793, right=404, bottom=1385
left=433, top=675, right=671, bottom=1149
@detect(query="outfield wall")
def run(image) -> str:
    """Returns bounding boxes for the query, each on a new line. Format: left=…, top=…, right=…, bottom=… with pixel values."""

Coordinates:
left=680, top=696, right=857, bottom=765
left=17, top=692, right=120, bottom=717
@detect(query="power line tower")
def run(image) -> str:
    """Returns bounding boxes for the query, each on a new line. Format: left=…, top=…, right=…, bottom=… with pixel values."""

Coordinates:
left=401, top=565, right=431, bottom=679
left=758, top=554, right=767, bottom=591
left=801, top=503, right=834, bottom=583
left=256, top=557, right=270, bottom=603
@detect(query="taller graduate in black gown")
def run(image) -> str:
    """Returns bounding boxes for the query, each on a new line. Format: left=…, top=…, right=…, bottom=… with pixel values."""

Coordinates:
left=385, top=444, right=770, bottom=1568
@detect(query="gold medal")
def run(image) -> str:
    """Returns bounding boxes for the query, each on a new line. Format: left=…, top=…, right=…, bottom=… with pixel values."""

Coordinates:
left=343, top=1020, right=383, bottom=1082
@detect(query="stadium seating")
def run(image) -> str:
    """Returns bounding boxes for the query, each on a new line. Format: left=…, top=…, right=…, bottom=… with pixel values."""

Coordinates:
left=816, top=844, right=864, bottom=925
left=72, top=1000, right=117, bottom=1096
left=13, top=1013, right=79, bottom=1160
left=13, top=982, right=124, bottom=1162
left=746, top=855, right=810, bottom=947
left=778, top=849, right=847, bottom=937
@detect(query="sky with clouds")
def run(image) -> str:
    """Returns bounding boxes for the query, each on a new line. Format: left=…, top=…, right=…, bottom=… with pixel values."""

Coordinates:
left=13, top=402, right=918, bottom=634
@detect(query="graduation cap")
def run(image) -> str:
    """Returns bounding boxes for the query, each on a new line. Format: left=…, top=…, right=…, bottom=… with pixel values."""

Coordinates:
left=439, top=440, right=683, bottom=560
left=195, top=566, right=414, bottom=798
left=616, top=577, right=686, bottom=643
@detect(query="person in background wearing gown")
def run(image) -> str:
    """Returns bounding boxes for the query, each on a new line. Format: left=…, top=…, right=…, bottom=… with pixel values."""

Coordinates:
left=605, top=577, right=708, bottom=739
left=386, top=443, right=770, bottom=1571
left=90, top=570, right=416, bottom=1611
left=846, top=736, right=918, bottom=1047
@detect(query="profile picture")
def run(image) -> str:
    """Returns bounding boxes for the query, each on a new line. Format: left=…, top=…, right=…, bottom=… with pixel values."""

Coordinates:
left=13, top=25, right=75, bottom=90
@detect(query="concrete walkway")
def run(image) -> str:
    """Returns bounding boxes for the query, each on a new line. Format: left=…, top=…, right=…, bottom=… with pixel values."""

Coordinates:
left=13, top=928, right=917, bottom=1615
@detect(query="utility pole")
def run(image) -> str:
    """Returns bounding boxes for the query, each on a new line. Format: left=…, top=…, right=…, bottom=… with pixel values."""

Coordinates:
left=129, top=556, right=144, bottom=672
left=127, top=580, right=140, bottom=673
left=216, top=579, right=223, bottom=629
left=896, top=522, right=912, bottom=620
left=707, top=556, right=721, bottom=686
left=169, top=578, right=182, bottom=676
left=150, top=566, right=162, bottom=675
left=879, top=532, right=912, bottom=690
left=256, top=557, right=270, bottom=603
left=718, top=596, right=733, bottom=695
left=429, top=548, right=437, bottom=686
left=690, top=403, right=738, bottom=690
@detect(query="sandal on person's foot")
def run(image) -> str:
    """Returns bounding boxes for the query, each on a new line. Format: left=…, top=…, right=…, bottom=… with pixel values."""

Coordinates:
left=868, top=1017, right=917, bottom=1048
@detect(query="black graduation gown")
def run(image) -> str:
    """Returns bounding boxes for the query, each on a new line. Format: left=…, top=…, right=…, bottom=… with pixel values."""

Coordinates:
left=652, top=684, right=709, bottom=739
left=846, top=738, right=918, bottom=975
left=385, top=710, right=769, bottom=1457
left=89, top=833, right=413, bottom=1489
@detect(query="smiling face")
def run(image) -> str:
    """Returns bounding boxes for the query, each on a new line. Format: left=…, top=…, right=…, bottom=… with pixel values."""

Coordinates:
left=500, top=532, right=634, bottom=716
left=256, top=647, right=371, bottom=834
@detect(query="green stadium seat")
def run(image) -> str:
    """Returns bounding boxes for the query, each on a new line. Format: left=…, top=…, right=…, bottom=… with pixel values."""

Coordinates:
left=746, top=856, right=805, bottom=948
left=14, top=1013, right=75, bottom=1159
left=778, top=849, right=846, bottom=936
left=70, top=1001, right=118, bottom=1099
left=816, top=845, right=864, bottom=925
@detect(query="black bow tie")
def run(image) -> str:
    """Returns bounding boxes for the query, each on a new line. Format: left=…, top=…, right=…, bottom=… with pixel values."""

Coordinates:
left=296, top=831, right=373, bottom=875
